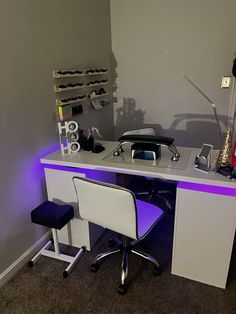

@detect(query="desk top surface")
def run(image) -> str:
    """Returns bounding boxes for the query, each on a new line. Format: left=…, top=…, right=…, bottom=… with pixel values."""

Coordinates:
left=41, top=141, right=236, bottom=189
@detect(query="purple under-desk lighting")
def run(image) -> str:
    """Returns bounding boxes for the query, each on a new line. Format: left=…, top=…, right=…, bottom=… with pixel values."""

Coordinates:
left=42, top=163, right=89, bottom=174
left=178, top=181, right=236, bottom=197
left=42, top=163, right=236, bottom=197
left=41, top=163, right=114, bottom=182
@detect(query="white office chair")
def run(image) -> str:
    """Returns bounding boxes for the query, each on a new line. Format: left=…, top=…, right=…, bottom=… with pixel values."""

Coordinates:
left=73, top=176, right=164, bottom=294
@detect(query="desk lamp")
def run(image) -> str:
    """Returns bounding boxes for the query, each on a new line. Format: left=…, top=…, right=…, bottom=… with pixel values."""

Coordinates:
left=182, top=56, right=236, bottom=175
left=181, top=72, right=224, bottom=145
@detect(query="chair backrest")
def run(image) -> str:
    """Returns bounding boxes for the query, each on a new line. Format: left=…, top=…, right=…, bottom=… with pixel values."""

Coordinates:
left=73, top=177, right=138, bottom=240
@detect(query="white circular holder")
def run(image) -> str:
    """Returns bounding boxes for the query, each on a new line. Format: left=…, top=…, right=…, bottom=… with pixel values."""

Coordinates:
left=57, top=121, right=80, bottom=155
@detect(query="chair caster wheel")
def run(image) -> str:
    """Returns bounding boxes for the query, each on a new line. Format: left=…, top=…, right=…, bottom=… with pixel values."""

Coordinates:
left=90, top=263, right=99, bottom=272
left=118, top=284, right=128, bottom=295
left=63, top=271, right=69, bottom=278
left=153, top=265, right=160, bottom=276
left=28, top=261, right=34, bottom=268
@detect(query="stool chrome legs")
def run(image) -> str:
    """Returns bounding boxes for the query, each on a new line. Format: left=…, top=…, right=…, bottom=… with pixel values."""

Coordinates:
left=63, top=246, right=84, bottom=278
left=28, top=240, right=52, bottom=267
left=28, top=228, right=85, bottom=278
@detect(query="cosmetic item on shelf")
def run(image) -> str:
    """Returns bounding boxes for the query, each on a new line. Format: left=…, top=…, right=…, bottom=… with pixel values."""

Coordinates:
left=97, top=88, right=106, bottom=95
left=58, top=104, right=83, bottom=121
left=59, top=95, right=86, bottom=105
left=72, top=104, right=83, bottom=116
left=57, top=106, right=72, bottom=121
left=90, top=99, right=103, bottom=110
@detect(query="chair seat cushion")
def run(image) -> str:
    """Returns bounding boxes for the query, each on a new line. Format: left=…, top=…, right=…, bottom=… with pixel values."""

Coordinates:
left=136, top=200, right=163, bottom=238
left=31, top=201, right=74, bottom=230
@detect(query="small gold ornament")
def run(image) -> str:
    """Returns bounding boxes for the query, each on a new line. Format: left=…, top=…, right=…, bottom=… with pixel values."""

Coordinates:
left=215, top=127, right=233, bottom=169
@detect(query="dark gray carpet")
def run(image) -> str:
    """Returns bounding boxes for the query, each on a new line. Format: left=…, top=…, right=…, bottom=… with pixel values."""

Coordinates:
left=0, top=211, right=235, bottom=314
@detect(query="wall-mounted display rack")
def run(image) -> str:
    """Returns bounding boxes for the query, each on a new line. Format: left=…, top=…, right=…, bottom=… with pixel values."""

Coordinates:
left=54, top=80, right=108, bottom=93
left=56, top=95, right=86, bottom=106
left=53, top=70, right=84, bottom=78
left=88, top=88, right=107, bottom=100
left=53, top=69, right=107, bottom=78
left=85, top=69, right=107, bottom=76
left=89, top=93, right=108, bottom=100
left=86, top=80, right=108, bottom=87
left=53, top=67, right=109, bottom=122
left=54, top=83, right=85, bottom=93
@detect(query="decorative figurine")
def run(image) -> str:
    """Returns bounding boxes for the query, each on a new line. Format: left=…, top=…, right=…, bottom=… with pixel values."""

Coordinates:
left=215, top=127, right=233, bottom=169
left=57, top=120, right=80, bottom=155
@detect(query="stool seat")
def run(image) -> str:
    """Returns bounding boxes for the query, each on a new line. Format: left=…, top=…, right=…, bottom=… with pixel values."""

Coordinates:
left=29, top=201, right=84, bottom=278
left=31, top=201, right=74, bottom=230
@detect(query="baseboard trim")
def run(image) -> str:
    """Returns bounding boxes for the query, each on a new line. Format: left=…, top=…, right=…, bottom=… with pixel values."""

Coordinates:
left=0, top=231, right=51, bottom=288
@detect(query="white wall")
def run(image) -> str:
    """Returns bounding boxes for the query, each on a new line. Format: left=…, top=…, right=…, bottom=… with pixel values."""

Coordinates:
left=110, top=0, right=236, bottom=147
left=0, top=0, right=112, bottom=275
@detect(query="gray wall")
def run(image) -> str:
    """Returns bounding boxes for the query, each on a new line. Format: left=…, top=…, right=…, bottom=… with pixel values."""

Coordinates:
left=111, top=0, right=236, bottom=147
left=0, top=0, right=112, bottom=274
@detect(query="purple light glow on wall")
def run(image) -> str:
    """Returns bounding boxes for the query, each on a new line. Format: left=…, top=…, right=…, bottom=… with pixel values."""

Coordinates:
left=36, top=143, right=60, bottom=160
left=178, top=181, right=236, bottom=197
left=34, top=143, right=60, bottom=178
left=9, top=142, right=60, bottom=214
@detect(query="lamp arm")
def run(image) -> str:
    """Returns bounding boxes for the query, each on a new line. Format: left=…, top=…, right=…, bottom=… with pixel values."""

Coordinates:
left=210, top=103, right=224, bottom=145
left=182, top=73, right=224, bottom=145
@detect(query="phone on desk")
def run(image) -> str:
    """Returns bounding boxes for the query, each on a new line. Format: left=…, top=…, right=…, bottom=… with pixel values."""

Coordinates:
left=198, top=144, right=213, bottom=159
left=194, top=143, right=213, bottom=172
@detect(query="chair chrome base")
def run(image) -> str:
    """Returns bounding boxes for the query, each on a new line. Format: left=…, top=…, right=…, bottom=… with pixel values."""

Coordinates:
left=134, top=179, right=175, bottom=212
left=90, top=236, right=160, bottom=294
left=136, top=190, right=173, bottom=210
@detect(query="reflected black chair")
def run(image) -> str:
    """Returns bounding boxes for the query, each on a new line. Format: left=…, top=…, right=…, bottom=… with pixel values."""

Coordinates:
left=119, top=128, right=177, bottom=211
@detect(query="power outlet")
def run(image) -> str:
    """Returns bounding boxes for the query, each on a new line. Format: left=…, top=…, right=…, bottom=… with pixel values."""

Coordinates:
left=221, top=76, right=231, bottom=88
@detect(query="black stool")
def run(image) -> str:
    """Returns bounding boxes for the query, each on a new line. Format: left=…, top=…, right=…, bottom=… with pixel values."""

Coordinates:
left=29, top=201, right=85, bottom=278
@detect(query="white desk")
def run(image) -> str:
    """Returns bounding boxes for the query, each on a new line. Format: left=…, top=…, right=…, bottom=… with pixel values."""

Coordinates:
left=41, top=141, right=236, bottom=289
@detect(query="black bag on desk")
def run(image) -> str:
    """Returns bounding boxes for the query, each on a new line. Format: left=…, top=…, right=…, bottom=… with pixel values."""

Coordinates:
left=78, top=130, right=94, bottom=151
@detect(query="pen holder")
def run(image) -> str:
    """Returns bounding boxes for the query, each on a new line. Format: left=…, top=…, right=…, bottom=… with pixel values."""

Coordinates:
left=78, top=130, right=94, bottom=151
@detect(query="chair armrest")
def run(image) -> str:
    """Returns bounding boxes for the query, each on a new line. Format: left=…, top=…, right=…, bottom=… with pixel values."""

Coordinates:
left=114, top=135, right=180, bottom=161
left=118, top=134, right=174, bottom=146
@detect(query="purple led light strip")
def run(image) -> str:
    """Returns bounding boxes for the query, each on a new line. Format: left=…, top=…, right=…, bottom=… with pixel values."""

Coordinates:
left=42, top=163, right=89, bottom=174
left=42, top=163, right=236, bottom=197
left=178, top=181, right=236, bottom=197
left=41, top=163, right=112, bottom=182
